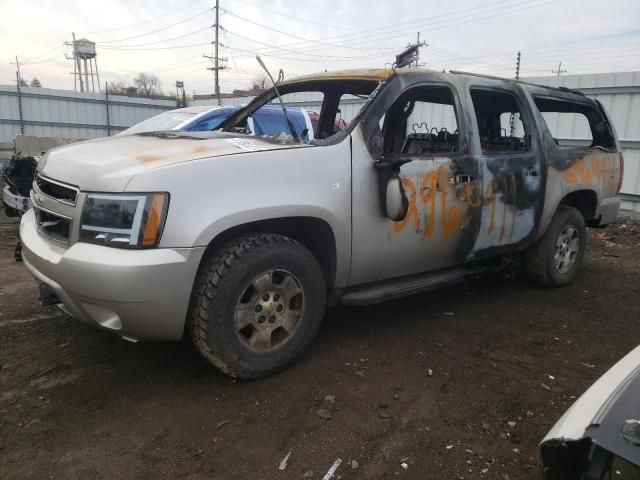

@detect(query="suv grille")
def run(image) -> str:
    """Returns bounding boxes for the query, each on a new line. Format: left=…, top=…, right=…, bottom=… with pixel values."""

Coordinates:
left=36, top=175, right=78, bottom=205
left=35, top=208, right=71, bottom=243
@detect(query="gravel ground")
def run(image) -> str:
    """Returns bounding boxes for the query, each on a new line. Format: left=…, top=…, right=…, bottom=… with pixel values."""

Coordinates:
left=1, top=209, right=639, bottom=479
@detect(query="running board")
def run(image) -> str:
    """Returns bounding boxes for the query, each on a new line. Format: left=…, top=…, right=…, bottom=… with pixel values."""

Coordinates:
left=339, top=267, right=476, bottom=306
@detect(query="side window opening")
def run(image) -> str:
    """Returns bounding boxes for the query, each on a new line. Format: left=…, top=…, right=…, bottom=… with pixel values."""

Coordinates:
left=470, top=88, right=530, bottom=154
left=533, top=97, right=615, bottom=149
left=382, top=85, right=460, bottom=156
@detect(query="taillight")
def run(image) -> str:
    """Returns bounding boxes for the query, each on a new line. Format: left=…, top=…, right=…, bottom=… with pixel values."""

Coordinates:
left=617, top=152, right=624, bottom=194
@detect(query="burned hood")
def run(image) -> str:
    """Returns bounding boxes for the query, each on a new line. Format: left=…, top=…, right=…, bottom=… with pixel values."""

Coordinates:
left=38, top=131, right=310, bottom=192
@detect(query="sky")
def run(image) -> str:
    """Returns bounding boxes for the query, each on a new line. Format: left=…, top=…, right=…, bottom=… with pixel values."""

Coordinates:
left=0, top=0, right=639, bottom=95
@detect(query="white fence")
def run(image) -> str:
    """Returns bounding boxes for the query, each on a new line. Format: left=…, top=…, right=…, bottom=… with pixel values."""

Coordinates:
left=1, top=71, right=639, bottom=208
left=0, top=85, right=176, bottom=140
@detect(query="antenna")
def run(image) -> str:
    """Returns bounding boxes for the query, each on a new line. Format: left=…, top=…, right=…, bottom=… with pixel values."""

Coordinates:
left=256, top=56, right=299, bottom=142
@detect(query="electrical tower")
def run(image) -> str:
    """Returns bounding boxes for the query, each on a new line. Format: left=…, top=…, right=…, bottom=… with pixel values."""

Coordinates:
left=65, top=33, right=101, bottom=93
left=552, top=62, right=566, bottom=77
left=203, top=0, right=227, bottom=105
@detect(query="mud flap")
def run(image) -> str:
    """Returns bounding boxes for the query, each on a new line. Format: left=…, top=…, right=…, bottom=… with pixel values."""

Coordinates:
left=38, top=283, right=61, bottom=306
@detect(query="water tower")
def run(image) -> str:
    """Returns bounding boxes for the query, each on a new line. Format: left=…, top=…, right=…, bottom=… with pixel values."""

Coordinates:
left=68, top=33, right=101, bottom=93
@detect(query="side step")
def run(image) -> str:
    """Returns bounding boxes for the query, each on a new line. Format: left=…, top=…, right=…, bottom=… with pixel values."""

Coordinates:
left=339, top=267, right=476, bottom=306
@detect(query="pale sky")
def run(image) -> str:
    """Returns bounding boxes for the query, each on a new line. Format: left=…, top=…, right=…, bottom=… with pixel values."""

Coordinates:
left=1, top=0, right=639, bottom=95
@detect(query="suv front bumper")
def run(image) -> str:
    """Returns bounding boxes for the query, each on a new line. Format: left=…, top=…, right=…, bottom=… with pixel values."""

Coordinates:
left=3, top=186, right=31, bottom=215
left=19, top=209, right=205, bottom=341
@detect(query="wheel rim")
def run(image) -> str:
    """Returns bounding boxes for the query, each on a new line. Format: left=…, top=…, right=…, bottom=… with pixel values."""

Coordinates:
left=234, top=269, right=305, bottom=353
left=554, top=225, right=580, bottom=274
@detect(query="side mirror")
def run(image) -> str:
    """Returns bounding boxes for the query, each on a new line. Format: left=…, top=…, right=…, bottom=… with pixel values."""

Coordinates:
left=374, top=158, right=410, bottom=221
left=385, top=176, right=408, bottom=221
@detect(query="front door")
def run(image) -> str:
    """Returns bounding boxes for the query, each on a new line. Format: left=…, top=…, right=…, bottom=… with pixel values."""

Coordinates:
left=349, top=81, right=483, bottom=286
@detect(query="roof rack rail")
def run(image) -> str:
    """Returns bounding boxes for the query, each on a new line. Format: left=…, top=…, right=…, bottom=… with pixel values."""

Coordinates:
left=448, top=70, right=585, bottom=96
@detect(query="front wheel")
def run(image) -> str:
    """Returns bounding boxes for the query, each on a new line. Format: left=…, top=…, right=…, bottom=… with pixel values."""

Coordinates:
left=188, top=233, right=326, bottom=379
left=525, top=206, right=587, bottom=287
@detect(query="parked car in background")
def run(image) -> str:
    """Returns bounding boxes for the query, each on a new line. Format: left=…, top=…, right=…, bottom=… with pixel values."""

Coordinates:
left=20, top=67, right=622, bottom=379
left=119, top=104, right=315, bottom=139
left=540, top=346, right=640, bottom=479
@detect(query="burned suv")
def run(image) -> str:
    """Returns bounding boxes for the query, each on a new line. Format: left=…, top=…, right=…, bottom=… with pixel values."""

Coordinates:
left=20, top=66, right=622, bottom=378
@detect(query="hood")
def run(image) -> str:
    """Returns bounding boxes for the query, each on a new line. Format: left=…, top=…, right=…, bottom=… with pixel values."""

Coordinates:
left=38, top=131, right=309, bottom=192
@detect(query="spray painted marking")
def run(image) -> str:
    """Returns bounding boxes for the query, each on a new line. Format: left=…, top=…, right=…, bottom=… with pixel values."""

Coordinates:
left=563, top=153, right=617, bottom=196
left=393, top=165, right=520, bottom=241
left=225, top=138, right=262, bottom=152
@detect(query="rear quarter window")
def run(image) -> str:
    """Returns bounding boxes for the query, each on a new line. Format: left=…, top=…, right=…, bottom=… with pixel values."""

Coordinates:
left=533, top=97, right=615, bottom=149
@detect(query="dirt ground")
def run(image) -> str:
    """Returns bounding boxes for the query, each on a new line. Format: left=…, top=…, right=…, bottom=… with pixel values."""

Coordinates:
left=1, top=209, right=639, bottom=480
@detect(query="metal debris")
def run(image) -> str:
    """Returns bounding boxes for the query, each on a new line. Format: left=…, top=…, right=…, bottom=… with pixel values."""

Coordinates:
left=321, top=458, right=342, bottom=480
left=278, top=450, right=292, bottom=471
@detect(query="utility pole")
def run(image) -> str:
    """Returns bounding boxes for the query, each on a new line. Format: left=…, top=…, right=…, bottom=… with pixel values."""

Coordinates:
left=10, top=55, right=25, bottom=134
left=510, top=51, right=521, bottom=136
left=408, top=32, right=428, bottom=68
left=552, top=61, right=566, bottom=77
left=10, top=55, right=24, bottom=84
left=203, top=0, right=226, bottom=105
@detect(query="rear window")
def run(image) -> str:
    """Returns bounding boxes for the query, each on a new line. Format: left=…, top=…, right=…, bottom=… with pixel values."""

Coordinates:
left=533, top=97, right=615, bottom=149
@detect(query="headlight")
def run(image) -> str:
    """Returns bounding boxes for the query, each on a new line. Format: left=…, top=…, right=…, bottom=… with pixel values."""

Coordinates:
left=79, top=193, right=169, bottom=249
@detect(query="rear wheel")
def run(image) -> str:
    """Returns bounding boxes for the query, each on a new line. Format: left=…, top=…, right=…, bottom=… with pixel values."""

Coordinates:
left=525, top=206, right=587, bottom=287
left=188, top=233, right=326, bottom=379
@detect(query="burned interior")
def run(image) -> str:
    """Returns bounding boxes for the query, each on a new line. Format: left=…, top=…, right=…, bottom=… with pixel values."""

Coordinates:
left=381, top=85, right=460, bottom=156
left=470, top=88, right=530, bottom=153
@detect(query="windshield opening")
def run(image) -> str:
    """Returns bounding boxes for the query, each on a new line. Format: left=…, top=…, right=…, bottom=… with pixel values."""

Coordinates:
left=218, top=79, right=381, bottom=144
left=119, top=111, right=195, bottom=135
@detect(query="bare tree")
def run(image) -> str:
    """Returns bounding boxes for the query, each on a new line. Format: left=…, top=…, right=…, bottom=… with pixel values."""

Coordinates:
left=106, top=80, right=128, bottom=95
left=18, top=77, right=28, bottom=87
left=251, top=74, right=269, bottom=92
left=134, top=73, right=162, bottom=98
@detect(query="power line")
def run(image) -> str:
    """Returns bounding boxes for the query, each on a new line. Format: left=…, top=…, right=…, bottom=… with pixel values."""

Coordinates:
left=223, top=29, right=399, bottom=60
left=220, top=8, right=396, bottom=52
left=230, top=0, right=354, bottom=31
left=98, top=26, right=212, bottom=49
left=97, top=42, right=212, bottom=51
left=79, top=0, right=206, bottom=34
left=96, top=7, right=213, bottom=44
left=231, top=0, right=540, bottom=57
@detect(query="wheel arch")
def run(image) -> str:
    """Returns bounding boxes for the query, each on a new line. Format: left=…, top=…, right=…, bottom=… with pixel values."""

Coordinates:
left=535, top=188, right=599, bottom=242
left=198, top=215, right=339, bottom=291
left=559, top=189, right=598, bottom=224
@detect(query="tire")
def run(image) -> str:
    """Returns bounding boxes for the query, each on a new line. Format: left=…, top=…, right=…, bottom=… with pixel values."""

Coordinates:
left=525, top=206, right=587, bottom=288
left=188, top=233, right=327, bottom=379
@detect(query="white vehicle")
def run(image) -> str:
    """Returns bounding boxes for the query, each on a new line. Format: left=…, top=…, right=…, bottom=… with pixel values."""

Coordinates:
left=540, top=346, right=640, bottom=479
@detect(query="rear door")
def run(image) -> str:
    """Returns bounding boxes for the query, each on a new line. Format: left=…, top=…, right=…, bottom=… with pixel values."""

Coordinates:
left=466, top=85, right=544, bottom=258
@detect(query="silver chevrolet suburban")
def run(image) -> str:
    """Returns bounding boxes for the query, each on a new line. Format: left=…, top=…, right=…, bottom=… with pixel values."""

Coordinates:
left=19, top=67, right=623, bottom=379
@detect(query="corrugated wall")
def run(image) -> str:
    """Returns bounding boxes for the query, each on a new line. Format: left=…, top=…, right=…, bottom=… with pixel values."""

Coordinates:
left=0, top=85, right=175, bottom=140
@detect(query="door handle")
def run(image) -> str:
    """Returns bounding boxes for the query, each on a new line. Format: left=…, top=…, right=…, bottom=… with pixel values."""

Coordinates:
left=449, top=175, right=475, bottom=185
